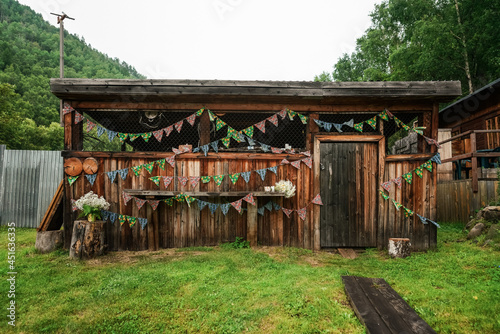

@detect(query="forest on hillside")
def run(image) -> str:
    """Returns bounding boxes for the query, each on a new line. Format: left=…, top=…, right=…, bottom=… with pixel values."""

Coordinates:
left=316, top=0, right=500, bottom=95
left=0, top=0, right=145, bottom=150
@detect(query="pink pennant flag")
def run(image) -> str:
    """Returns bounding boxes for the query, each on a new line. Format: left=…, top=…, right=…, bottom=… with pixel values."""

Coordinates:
left=231, top=199, right=243, bottom=213
left=381, top=181, right=391, bottom=192
left=302, top=151, right=311, bottom=157
left=164, top=125, right=173, bottom=137
left=178, top=176, right=188, bottom=187
left=122, top=191, right=133, bottom=205
left=392, top=176, right=402, bottom=189
left=282, top=208, right=293, bottom=218
left=386, top=109, right=394, bottom=119
left=148, top=200, right=160, bottom=211
left=86, top=120, right=96, bottom=133
left=302, top=157, right=312, bottom=169
left=74, top=111, right=84, bottom=124
left=172, top=148, right=182, bottom=155
left=135, top=197, right=147, bottom=210
left=186, top=113, right=196, bottom=126
left=255, top=120, right=266, bottom=133
left=189, top=176, right=200, bottom=189
left=280, top=158, right=290, bottom=165
left=153, top=129, right=163, bottom=142
left=63, top=103, right=74, bottom=115
left=271, top=147, right=283, bottom=154
left=175, top=120, right=184, bottom=133
left=311, top=194, right=323, bottom=205
left=71, top=199, right=78, bottom=212
left=296, top=208, right=307, bottom=221
left=166, top=156, right=176, bottom=167
left=291, top=160, right=301, bottom=169
left=267, top=114, right=279, bottom=126
left=243, top=193, right=255, bottom=206
left=163, top=176, right=173, bottom=188
left=278, top=109, right=287, bottom=119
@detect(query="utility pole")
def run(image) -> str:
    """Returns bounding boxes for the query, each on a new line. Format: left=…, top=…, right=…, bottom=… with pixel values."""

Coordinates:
left=50, top=12, right=75, bottom=124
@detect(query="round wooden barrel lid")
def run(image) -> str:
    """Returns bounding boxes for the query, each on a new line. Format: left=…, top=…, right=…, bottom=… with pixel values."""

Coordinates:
left=83, top=157, right=99, bottom=175
left=64, top=157, right=83, bottom=176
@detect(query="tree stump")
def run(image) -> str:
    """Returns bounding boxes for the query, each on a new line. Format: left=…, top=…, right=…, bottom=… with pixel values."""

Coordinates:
left=35, top=230, right=64, bottom=253
left=388, top=238, right=411, bottom=258
left=69, top=220, right=106, bottom=259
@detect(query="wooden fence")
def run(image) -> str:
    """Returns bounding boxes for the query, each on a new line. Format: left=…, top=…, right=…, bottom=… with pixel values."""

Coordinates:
left=437, top=179, right=498, bottom=223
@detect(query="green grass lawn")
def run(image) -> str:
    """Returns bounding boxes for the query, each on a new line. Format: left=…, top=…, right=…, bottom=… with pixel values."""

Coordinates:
left=0, top=223, right=499, bottom=334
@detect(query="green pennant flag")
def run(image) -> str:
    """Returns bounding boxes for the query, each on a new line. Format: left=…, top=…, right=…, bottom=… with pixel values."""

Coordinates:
left=229, top=173, right=240, bottom=184
left=402, top=123, right=411, bottom=131
left=208, top=110, right=215, bottom=121
left=379, top=189, right=389, bottom=200
left=298, top=113, right=308, bottom=124
left=423, top=160, right=433, bottom=173
left=129, top=133, right=140, bottom=142
left=196, top=108, right=204, bottom=116
left=243, top=126, right=254, bottom=138
left=216, top=118, right=226, bottom=131
left=365, top=116, right=377, bottom=130
left=213, top=175, right=224, bottom=186
left=392, top=199, right=403, bottom=211
left=288, top=109, right=297, bottom=120
left=118, top=215, right=127, bottom=226
left=354, top=122, right=364, bottom=132
left=415, top=166, right=424, bottom=178
left=403, top=207, right=414, bottom=218
left=117, top=133, right=128, bottom=143
left=149, top=176, right=161, bottom=187
left=157, top=159, right=166, bottom=171
left=128, top=216, right=137, bottom=227
left=221, top=137, right=231, bottom=148
left=378, top=110, right=389, bottom=121
left=68, top=176, right=79, bottom=186
left=141, top=133, right=152, bottom=142
left=164, top=198, right=174, bottom=206
left=185, top=195, right=196, bottom=204
left=143, top=162, right=155, bottom=174
left=231, top=130, right=242, bottom=142
left=201, top=176, right=212, bottom=184
left=132, top=165, right=143, bottom=177
left=402, top=172, right=413, bottom=184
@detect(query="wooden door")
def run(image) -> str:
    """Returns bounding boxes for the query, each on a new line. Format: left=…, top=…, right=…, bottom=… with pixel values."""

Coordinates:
left=320, top=141, right=378, bottom=247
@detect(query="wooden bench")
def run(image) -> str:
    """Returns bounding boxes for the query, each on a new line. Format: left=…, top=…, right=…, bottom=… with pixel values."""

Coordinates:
left=124, top=190, right=285, bottom=247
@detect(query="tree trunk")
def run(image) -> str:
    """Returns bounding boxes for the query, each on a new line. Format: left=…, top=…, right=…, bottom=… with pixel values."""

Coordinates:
left=388, top=238, right=411, bottom=258
left=35, top=230, right=64, bottom=253
left=454, top=0, right=473, bottom=94
left=69, top=220, right=107, bottom=259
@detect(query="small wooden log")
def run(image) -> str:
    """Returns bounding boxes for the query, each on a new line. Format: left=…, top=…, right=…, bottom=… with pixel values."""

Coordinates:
left=69, top=220, right=107, bottom=259
left=35, top=230, right=64, bottom=253
left=388, top=238, right=411, bottom=258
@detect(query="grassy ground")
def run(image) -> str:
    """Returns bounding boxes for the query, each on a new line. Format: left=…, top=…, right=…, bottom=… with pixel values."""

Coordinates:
left=0, top=223, right=499, bottom=334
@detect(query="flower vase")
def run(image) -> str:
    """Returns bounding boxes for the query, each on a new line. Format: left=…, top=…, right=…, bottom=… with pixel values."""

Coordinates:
left=87, top=213, right=95, bottom=222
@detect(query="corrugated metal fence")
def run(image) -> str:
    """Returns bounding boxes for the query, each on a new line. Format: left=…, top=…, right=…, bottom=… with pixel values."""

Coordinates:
left=0, top=146, right=63, bottom=228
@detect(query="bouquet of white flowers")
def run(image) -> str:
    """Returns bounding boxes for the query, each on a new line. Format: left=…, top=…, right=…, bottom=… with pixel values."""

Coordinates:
left=75, top=191, right=110, bottom=222
left=274, top=180, right=296, bottom=198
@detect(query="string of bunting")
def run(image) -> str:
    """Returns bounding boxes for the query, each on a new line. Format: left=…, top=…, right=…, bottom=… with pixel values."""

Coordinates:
left=122, top=191, right=323, bottom=221
left=70, top=199, right=148, bottom=230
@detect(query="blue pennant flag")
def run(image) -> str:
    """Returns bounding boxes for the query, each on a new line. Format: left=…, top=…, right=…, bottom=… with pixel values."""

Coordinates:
left=260, top=144, right=270, bottom=152
left=256, top=168, right=267, bottom=181
left=427, top=219, right=440, bottom=228
left=417, top=214, right=428, bottom=225
left=272, top=202, right=281, bottom=211
left=431, top=153, right=442, bottom=164
left=313, top=119, right=324, bottom=127
left=211, top=140, right=219, bottom=153
left=108, top=212, right=118, bottom=224
left=264, top=201, right=273, bottom=211
left=197, top=200, right=208, bottom=211
left=333, top=123, right=343, bottom=133
left=201, top=144, right=210, bottom=156
left=139, top=218, right=148, bottom=230
left=107, top=129, right=118, bottom=142
left=246, top=137, right=256, bottom=146
left=258, top=207, right=265, bottom=216
left=101, top=210, right=110, bottom=222
left=241, top=171, right=251, bottom=183
left=96, top=126, right=106, bottom=138
left=106, top=170, right=118, bottom=183
left=220, top=203, right=230, bottom=215
left=85, top=174, right=97, bottom=186
left=192, top=147, right=200, bottom=153
left=208, top=203, right=218, bottom=215
left=344, top=119, right=354, bottom=128
left=118, top=168, right=129, bottom=180
left=267, top=166, right=278, bottom=175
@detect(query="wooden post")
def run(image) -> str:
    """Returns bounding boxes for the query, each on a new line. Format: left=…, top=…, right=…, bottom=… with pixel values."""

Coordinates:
left=247, top=199, right=258, bottom=247
left=471, top=131, right=478, bottom=192
left=69, top=220, right=107, bottom=259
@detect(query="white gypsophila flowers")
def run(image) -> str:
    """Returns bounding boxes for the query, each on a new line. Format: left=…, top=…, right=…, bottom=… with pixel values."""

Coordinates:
left=75, top=191, right=110, bottom=210
left=274, top=180, right=296, bottom=198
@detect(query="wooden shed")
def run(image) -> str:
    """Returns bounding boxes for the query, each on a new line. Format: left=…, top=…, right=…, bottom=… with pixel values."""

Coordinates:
left=51, top=79, right=460, bottom=251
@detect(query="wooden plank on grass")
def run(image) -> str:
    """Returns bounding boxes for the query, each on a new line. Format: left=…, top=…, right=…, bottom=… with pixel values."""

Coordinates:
left=38, top=180, right=64, bottom=231
left=337, top=248, right=358, bottom=259
left=342, top=276, right=436, bottom=334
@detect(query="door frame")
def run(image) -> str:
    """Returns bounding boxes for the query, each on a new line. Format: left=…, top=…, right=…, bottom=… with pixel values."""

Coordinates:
left=313, top=134, right=386, bottom=250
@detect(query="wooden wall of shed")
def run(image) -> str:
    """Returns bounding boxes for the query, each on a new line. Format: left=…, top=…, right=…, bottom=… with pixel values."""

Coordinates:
left=378, top=159, right=437, bottom=250
left=64, top=153, right=314, bottom=251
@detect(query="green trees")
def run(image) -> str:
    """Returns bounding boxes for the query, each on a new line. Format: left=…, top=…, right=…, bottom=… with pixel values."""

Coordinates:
left=0, top=0, right=145, bottom=150
left=316, top=0, right=500, bottom=95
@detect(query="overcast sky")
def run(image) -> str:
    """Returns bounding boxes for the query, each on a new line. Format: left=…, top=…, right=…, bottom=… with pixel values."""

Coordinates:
left=17, top=0, right=381, bottom=81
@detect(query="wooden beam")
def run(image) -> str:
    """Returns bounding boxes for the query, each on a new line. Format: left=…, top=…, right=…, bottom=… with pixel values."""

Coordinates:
left=438, top=130, right=472, bottom=145
left=124, top=190, right=286, bottom=197
left=61, top=151, right=308, bottom=160
left=471, top=132, right=478, bottom=193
